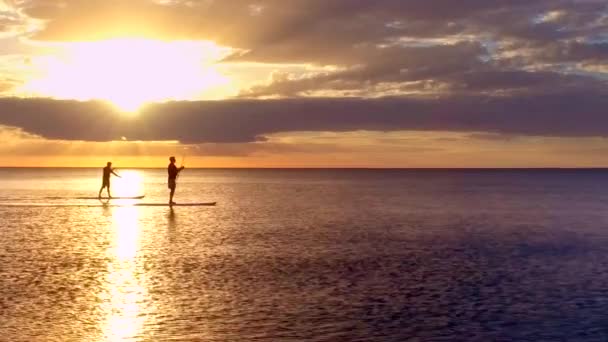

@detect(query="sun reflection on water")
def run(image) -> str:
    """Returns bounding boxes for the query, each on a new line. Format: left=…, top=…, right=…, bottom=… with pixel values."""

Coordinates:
left=112, top=171, right=145, bottom=200
left=99, top=204, right=152, bottom=341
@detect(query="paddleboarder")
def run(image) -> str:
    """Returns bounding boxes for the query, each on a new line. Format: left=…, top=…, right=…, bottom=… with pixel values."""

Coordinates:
left=168, top=156, right=185, bottom=205
left=98, top=162, right=121, bottom=198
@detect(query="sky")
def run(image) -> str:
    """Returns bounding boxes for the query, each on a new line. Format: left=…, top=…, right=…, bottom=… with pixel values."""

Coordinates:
left=0, top=0, right=607, bottom=167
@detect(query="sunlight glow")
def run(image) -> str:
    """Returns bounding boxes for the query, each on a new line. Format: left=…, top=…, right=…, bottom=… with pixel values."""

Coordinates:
left=100, top=206, right=151, bottom=342
left=19, top=39, right=235, bottom=112
left=96, top=170, right=151, bottom=341
left=112, top=170, right=145, bottom=198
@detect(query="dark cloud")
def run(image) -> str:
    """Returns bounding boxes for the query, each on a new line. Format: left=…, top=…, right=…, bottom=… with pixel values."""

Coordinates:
left=1, top=0, right=606, bottom=147
left=18, top=0, right=502, bottom=41
left=20, top=1, right=603, bottom=49
left=445, top=70, right=607, bottom=93
left=215, top=1, right=608, bottom=97
left=0, top=91, right=607, bottom=143
left=241, top=41, right=487, bottom=97
left=535, top=41, right=608, bottom=63
left=14, top=1, right=608, bottom=74
left=241, top=45, right=607, bottom=98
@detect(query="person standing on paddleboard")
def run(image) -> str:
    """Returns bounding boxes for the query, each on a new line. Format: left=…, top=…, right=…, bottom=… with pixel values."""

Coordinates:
left=98, top=162, right=121, bottom=198
left=168, top=156, right=185, bottom=205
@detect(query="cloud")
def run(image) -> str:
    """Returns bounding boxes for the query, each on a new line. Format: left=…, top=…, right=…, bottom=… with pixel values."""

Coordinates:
left=17, top=1, right=605, bottom=47
left=0, top=0, right=605, bottom=152
left=0, top=124, right=447, bottom=162
left=5, top=125, right=608, bottom=168
left=0, top=91, right=608, bottom=144
left=240, top=41, right=487, bottom=97
left=535, top=41, right=608, bottom=63
left=8, top=2, right=607, bottom=82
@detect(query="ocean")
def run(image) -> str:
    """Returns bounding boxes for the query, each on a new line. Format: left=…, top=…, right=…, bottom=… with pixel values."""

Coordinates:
left=1, top=168, right=608, bottom=341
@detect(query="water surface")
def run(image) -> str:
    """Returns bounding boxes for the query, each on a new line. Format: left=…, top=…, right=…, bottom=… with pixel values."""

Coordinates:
left=2, top=168, right=608, bottom=341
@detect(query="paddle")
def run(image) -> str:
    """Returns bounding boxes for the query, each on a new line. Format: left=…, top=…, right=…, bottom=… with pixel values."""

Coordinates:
left=177, top=154, right=186, bottom=179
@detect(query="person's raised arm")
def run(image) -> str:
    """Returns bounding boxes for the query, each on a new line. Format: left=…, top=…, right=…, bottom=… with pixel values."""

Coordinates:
left=112, top=169, right=121, bottom=178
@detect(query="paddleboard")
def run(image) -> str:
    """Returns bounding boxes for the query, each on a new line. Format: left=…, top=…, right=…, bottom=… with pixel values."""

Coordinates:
left=155, top=202, right=217, bottom=207
left=0, top=202, right=216, bottom=208
left=44, top=196, right=146, bottom=200
left=90, top=196, right=145, bottom=200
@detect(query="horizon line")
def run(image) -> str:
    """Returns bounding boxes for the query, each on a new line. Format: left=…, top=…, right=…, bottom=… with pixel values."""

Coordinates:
left=2, top=166, right=608, bottom=170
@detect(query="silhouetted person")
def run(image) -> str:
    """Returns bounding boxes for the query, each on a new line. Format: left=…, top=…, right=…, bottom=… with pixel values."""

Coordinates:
left=168, top=156, right=184, bottom=205
left=98, top=162, right=121, bottom=198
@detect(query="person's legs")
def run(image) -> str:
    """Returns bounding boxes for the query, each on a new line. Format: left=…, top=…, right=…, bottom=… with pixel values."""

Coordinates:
left=169, top=187, right=175, bottom=204
left=169, top=179, right=177, bottom=204
left=107, top=184, right=112, bottom=198
left=99, top=183, right=108, bottom=198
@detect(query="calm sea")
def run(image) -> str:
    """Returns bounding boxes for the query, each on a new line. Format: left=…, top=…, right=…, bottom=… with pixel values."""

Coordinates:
left=2, top=168, right=608, bottom=341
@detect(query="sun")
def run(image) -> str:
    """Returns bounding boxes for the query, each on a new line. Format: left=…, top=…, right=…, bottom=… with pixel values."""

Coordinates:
left=19, top=39, right=235, bottom=112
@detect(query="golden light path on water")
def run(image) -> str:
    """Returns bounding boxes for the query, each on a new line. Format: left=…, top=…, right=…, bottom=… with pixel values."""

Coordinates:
left=98, top=171, right=152, bottom=341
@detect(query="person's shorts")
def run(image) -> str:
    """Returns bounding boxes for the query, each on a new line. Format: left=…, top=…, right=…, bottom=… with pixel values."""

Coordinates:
left=168, top=179, right=176, bottom=189
left=102, top=179, right=110, bottom=187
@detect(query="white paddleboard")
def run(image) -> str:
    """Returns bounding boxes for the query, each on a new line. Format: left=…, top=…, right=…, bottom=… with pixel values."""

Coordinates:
left=44, top=196, right=146, bottom=200
left=0, top=202, right=216, bottom=207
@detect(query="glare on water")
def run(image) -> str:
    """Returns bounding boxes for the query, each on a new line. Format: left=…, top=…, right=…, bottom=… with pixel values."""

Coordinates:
left=111, top=171, right=145, bottom=199
left=99, top=206, right=151, bottom=342
left=92, top=172, right=151, bottom=341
